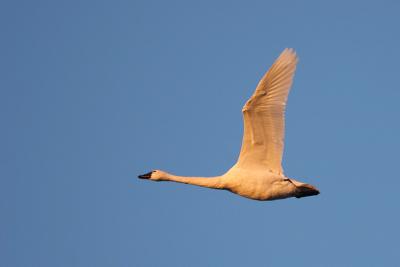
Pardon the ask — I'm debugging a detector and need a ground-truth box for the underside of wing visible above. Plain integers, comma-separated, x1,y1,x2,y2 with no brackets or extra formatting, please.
236,48,298,174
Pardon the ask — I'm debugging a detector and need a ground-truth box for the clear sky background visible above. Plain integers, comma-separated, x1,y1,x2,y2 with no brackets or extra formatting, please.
1,0,400,266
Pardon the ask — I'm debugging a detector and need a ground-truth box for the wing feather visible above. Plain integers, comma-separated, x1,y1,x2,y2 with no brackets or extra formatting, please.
236,48,298,174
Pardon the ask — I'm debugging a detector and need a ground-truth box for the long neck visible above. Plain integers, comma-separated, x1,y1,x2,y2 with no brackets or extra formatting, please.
162,173,226,190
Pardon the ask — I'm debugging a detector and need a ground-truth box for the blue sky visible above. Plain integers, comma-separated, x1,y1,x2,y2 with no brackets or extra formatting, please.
1,0,400,266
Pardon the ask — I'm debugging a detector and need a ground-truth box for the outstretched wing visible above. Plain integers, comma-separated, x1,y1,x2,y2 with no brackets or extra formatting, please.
236,48,298,174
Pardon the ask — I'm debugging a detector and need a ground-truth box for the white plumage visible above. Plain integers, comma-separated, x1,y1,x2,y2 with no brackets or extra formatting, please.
139,48,319,201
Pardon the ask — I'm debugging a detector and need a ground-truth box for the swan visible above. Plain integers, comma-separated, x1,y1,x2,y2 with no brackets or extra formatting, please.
138,48,319,201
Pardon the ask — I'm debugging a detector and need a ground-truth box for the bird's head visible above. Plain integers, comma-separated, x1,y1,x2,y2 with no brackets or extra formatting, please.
138,170,169,181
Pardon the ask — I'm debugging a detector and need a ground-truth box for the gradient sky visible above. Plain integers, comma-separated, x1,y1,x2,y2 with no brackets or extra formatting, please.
2,0,400,266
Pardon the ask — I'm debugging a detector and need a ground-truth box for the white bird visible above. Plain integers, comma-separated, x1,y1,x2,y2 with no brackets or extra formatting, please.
139,48,319,201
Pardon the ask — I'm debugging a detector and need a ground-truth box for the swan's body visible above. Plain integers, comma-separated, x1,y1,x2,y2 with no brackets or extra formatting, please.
139,48,319,201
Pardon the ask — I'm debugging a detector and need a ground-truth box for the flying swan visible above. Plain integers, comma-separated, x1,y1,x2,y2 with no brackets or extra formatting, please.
139,48,319,201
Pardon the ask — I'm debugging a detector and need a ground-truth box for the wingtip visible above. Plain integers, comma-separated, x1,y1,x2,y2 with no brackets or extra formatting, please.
283,47,296,54
280,48,298,63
